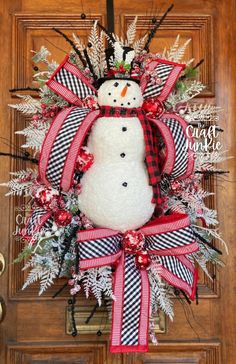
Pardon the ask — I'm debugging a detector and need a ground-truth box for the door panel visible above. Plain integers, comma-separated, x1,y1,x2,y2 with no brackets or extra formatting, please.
0,0,235,363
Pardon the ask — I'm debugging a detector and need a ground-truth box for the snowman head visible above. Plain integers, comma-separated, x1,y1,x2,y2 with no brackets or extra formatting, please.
97,79,143,108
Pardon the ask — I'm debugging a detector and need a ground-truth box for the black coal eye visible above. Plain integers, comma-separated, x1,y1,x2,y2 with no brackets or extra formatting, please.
127,83,131,87
108,92,111,95
127,102,130,105
133,97,136,100
113,99,117,102
114,82,119,87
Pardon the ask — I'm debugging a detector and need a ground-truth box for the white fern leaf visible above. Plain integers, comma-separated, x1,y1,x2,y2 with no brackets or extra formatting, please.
88,20,102,78
114,42,124,63
168,38,191,62
133,34,148,56
72,33,85,52
165,35,180,59
126,16,138,46
39,265,59,295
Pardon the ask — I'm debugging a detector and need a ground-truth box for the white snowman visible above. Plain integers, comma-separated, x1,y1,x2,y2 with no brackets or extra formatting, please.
78,78,155,232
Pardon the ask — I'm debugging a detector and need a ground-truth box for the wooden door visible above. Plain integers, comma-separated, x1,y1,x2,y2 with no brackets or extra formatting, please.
0,0,235,363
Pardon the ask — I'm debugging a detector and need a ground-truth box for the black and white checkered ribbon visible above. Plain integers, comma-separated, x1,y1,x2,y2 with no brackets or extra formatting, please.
141,59,185,102
23,208,52,240
46,55,97,106
39,107,100,191
148,112,195,180
77,213,198,353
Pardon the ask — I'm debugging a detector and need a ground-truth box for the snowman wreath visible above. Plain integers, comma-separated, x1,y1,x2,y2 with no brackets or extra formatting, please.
2,11,228,353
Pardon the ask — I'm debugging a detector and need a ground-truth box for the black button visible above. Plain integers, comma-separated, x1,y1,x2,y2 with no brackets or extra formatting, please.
122,127,127,132
120,153,126,158
122,182,128,187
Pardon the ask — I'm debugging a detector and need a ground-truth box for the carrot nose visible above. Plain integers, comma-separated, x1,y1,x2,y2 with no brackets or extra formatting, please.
121,85,128,97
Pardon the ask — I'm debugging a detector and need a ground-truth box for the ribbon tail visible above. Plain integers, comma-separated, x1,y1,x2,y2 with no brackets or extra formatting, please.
110,253,150,353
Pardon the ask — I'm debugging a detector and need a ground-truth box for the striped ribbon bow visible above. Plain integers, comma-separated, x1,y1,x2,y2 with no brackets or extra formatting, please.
77,213,198,353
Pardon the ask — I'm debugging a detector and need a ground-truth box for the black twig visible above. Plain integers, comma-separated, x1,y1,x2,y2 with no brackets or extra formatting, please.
52,28,86,67
97,22,115,43
9,87,40,92
57,226,79,278
70,295,78,336
52,282,68,298
85,302,100,324
180,289,192,304
75,243,80,275
195,170,229,176
193,59,204,70
193,231,222,255
144,4,174,51
179,59,204,81
0,152,38,164
196,286,199,305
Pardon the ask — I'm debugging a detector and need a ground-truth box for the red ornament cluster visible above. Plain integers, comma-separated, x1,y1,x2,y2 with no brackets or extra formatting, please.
54,209,72,227
142,98,164,118
135,250,151,270
32,104,59,125
76,146,94,172
123,230,145,253
34,186,60,211
122,230,151,270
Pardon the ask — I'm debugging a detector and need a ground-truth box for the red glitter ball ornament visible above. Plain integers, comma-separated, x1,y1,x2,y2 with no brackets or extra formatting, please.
54,209,72,227
142,98,164,118
123,230,145,253
170,180,182,194
135,250,151,270
76,146,94,172
34,187,59,210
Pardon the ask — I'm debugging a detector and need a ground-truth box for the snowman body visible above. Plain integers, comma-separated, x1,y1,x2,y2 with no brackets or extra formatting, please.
78,79,155,232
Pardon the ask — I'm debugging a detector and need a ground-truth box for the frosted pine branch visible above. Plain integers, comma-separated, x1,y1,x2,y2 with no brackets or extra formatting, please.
1,169,37,196
16,121,50,152
186,104,222,124
83,266,114,305
149,260,174,320
8,95,41,115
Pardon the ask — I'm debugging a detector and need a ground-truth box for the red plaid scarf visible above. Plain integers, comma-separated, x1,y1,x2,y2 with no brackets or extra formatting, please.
99,106,161,204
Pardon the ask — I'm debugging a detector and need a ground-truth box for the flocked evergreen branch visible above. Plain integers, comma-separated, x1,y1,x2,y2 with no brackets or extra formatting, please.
192,225,228,254
168,80,206,106
39,86,69,108
149,260,174,320
32,46,51,63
